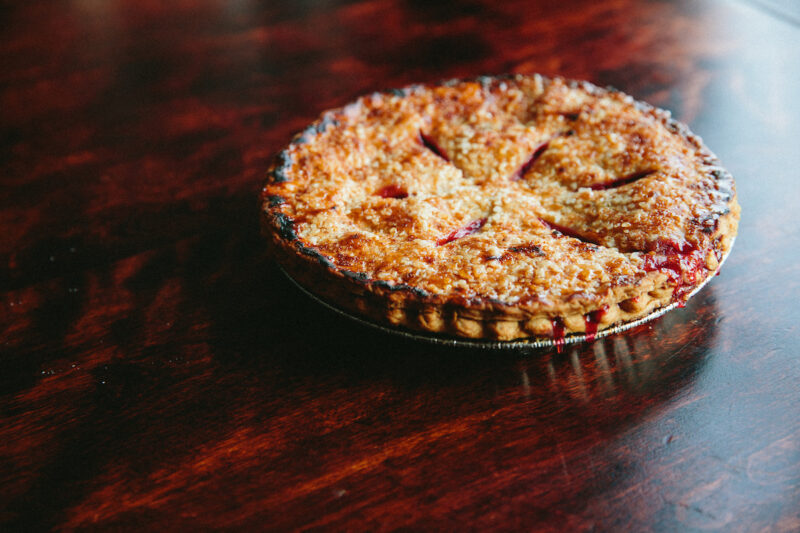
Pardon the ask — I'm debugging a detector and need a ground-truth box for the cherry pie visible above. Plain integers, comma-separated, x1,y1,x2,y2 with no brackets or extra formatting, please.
261,75,739,342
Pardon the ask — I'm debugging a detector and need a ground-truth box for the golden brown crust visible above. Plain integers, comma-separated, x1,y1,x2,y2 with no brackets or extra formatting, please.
261,75,739,341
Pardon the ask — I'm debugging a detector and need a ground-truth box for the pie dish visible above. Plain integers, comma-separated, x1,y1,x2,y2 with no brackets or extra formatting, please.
261,74,739,343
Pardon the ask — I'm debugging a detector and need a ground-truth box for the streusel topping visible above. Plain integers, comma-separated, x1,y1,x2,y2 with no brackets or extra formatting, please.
263,75,735,312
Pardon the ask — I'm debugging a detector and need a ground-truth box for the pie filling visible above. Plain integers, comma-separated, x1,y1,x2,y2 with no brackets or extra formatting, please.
262,75,739,341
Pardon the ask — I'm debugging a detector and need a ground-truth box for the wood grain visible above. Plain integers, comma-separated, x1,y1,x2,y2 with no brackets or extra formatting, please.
2,0,799,530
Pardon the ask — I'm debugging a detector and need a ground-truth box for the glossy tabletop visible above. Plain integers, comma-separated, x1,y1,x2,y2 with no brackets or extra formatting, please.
2,0,800,530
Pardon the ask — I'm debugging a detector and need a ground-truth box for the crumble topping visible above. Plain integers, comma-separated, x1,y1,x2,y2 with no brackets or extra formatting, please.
263,75,737,318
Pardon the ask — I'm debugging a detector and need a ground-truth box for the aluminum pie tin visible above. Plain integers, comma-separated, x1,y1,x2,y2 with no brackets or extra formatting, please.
280,238,733,350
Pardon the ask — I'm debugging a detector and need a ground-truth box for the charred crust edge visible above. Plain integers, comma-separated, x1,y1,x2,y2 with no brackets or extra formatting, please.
267,195,285,207
386,87,409,97
341,269,369,282
270,150,292,183
291,114,340,145
373,280,429,298
298,244,335,268
710,168,735,199
273,212,297,241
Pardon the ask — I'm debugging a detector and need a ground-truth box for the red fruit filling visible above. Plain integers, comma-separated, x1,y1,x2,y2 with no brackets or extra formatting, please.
584,305,609,343
590,169,655,190
511,141,549,180
642,239,708,302
436,217,487,246
419,131,450,161
551,317,566,353
375,184,408,199
538,218,599,246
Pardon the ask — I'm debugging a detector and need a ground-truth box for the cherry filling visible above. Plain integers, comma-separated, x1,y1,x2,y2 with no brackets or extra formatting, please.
584,305,609,342
538,217,599,246
551,317,566,353
419,131,450,161
375,184,408,199
642,239,708,302
436,217,487,246
590,169,655,191
511,141,549,181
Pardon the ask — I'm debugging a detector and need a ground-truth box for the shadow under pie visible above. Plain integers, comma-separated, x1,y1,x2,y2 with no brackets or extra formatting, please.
271,271,719,412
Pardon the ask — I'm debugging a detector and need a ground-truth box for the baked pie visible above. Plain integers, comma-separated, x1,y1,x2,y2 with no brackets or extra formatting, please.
261,75,739,343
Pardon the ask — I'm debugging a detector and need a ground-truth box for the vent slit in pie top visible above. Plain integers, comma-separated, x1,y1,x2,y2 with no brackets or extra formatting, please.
261,75,739,342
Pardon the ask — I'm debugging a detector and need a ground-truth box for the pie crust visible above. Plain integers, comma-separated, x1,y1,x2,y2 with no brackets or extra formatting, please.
261,75,739,342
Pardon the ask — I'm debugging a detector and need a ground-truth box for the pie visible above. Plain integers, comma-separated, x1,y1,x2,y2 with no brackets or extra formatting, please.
261,74,739,343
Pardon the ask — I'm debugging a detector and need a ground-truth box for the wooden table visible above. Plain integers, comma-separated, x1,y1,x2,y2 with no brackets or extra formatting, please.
2,0,799,530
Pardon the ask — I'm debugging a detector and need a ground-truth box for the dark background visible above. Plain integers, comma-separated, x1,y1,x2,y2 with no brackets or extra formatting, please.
2,0,799,530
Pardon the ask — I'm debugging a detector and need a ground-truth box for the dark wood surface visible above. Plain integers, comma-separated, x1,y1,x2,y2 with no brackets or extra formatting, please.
2,0,799,530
